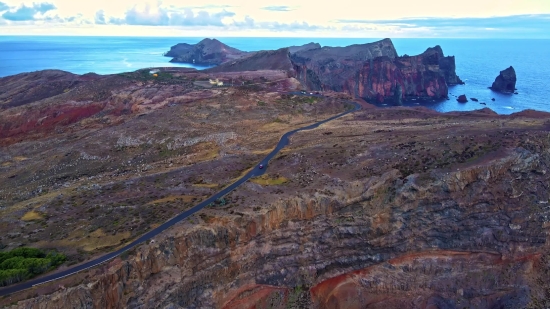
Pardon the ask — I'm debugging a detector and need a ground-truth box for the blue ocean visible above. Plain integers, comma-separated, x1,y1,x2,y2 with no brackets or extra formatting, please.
0,36,549,115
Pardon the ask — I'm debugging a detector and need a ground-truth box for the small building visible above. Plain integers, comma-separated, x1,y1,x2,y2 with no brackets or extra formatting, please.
209,78,224,86
149,69,160,75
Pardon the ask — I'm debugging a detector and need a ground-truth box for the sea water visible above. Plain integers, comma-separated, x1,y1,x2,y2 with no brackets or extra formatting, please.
0,36,549,114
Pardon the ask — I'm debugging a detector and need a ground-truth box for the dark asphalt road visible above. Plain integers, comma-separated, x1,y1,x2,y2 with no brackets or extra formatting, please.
0,97,360,297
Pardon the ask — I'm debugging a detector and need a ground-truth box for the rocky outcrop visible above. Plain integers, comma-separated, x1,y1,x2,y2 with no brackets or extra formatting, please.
356,47,451,103
438,53,464,85
291,41,461,103
166,38,249,66
491,66,517,93
457,94,468,103
290,38,398,92
288,42,321,54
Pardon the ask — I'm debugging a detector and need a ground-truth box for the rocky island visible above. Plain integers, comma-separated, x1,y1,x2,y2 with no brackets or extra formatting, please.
490,66,517,93
0,39,549,309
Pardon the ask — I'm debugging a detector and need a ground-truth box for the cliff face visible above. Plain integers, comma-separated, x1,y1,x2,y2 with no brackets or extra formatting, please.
8,108,550,309
293,44,462,104
290,38,398,92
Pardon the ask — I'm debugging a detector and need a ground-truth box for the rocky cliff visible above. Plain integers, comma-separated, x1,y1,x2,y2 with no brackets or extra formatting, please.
290,38,398,93
491,66,517,93
293,44,463,104
6,107,550,309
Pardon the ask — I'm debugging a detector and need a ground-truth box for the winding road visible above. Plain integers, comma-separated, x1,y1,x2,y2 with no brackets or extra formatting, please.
0,96,361,297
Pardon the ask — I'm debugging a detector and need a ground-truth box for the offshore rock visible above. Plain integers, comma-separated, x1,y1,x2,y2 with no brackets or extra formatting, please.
457,94,468,103
490,66,517,93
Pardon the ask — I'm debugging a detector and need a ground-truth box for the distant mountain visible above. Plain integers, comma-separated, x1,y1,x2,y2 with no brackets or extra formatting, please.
165,39,322,66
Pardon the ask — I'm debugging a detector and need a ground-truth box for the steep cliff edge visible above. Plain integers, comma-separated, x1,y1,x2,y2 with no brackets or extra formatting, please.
290,38,398,92
6,108,550,309
293,44,463,104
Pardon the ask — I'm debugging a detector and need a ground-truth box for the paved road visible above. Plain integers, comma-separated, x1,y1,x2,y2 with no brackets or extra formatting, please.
0,97,360,297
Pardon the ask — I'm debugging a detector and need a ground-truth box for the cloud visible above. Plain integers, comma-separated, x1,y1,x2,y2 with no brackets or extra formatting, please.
231,16,331,32
0,2,9,12
115,3,235,26
169,9,234,26
95,10,106,24
336,14,550,29
262,6,295,12
124,3,169,25
2,2,56,21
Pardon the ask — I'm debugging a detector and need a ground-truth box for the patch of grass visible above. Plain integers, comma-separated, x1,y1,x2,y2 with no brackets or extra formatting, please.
251,174,288,186
21,211,44,221
43,228,131,252
192,183,219,188
147,195,198,205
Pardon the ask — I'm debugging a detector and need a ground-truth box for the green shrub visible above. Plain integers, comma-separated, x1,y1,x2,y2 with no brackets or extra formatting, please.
0,247,66,287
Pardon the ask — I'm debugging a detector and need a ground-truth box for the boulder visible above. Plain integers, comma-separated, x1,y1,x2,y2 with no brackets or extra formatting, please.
470,98,478,102
457,95,468,103
490,66,516,93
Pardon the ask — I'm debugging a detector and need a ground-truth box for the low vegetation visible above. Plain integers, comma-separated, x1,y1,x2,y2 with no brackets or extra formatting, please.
0,247,66,287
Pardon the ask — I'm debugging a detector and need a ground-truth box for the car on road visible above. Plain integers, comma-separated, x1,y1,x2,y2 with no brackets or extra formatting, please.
259,164,264,169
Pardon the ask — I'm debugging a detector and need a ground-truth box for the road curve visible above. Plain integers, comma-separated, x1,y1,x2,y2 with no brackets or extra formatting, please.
0,97,361,297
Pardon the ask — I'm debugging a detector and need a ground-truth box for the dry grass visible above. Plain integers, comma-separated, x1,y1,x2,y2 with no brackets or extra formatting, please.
192,183,219,188
21,210,44,221
251,174,288,186
148,195,198,205
45,228,132,252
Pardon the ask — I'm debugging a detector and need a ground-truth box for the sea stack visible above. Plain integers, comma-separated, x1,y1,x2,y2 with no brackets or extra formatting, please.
490,66,516,93
457,94,468,103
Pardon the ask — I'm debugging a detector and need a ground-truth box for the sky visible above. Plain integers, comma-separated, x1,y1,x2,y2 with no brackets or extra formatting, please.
0,0,549,38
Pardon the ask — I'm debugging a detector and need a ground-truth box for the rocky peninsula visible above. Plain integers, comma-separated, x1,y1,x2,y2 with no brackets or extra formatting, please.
170,38,463,105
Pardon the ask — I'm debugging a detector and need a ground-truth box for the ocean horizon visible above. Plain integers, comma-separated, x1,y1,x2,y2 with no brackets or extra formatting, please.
1,36,549,115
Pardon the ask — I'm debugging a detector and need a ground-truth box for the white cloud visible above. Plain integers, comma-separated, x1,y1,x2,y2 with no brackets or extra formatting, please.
1,0,550,37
